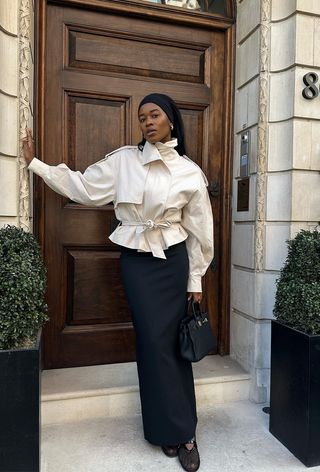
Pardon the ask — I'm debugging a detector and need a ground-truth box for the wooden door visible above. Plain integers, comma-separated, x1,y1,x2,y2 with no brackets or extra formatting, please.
37,1,233,368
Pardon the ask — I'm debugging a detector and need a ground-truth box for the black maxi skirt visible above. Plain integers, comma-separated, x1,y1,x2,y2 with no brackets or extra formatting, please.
120,241,198,446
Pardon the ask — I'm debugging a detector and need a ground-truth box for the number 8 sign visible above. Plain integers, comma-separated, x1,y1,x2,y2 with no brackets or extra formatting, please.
302,72,319,100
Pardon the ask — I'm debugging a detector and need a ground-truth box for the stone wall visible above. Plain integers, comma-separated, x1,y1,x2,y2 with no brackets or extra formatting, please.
231,0,320,402
0,0,34,230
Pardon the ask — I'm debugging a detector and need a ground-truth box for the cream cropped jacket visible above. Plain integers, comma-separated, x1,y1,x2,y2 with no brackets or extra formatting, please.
28,138,214,292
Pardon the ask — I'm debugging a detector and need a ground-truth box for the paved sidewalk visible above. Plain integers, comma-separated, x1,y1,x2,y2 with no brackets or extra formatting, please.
41,400,319,472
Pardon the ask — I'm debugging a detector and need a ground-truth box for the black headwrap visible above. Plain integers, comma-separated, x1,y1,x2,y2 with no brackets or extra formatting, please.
138,93,186,156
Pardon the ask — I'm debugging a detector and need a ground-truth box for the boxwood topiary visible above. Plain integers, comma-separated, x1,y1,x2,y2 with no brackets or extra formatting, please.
0,225,48,350
273,229,320,335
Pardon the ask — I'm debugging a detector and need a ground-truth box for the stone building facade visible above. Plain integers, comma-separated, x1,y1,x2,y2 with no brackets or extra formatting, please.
231,0,320,402
0,0,319,402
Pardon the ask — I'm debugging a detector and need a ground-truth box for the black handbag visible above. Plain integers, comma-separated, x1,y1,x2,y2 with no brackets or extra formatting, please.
179,300,217,362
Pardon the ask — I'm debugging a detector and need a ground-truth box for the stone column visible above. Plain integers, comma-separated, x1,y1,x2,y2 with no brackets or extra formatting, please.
18,0,34,231
0,0,34,230
231,0,273,403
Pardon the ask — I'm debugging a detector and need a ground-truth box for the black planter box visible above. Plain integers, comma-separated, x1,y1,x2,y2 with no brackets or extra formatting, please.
270,320,320,467
0,330,42,472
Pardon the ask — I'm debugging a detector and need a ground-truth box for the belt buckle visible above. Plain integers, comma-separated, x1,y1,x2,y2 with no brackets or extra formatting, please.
145,219,155,230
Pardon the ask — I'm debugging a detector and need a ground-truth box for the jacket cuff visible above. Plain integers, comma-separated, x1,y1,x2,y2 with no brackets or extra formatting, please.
28,157,49,175
187,275,202,293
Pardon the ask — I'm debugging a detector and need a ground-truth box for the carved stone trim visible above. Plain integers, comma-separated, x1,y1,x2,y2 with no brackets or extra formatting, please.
18,0,32,231
254,0,271,271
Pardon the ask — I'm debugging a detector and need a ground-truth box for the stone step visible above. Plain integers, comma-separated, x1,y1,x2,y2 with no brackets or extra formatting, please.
41,355,250,426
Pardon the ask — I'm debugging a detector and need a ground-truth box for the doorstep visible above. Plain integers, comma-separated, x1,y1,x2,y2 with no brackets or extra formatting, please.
41,355,250,426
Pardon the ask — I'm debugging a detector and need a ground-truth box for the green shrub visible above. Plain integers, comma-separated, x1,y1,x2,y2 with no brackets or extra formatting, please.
273,229,320,335
0,225,48,350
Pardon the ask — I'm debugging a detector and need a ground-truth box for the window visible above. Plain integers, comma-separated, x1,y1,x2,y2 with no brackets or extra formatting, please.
143,0,227,15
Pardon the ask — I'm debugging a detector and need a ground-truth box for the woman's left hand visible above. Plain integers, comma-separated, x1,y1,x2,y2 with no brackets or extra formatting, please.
187,292,202,303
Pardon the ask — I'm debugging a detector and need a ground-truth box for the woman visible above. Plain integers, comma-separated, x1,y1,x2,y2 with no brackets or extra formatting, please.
23,93,214,472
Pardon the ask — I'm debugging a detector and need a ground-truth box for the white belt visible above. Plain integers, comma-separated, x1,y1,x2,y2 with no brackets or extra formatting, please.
120,219,174,234
119,219,177,259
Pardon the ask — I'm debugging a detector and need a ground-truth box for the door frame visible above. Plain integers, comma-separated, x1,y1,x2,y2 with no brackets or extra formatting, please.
34,0,236,357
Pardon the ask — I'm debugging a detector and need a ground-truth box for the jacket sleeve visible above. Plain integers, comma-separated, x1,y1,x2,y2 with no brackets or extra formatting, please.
28,155,115,206
181,175,214,292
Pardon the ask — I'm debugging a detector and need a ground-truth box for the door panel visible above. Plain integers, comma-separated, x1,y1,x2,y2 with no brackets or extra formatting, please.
67,93,131,169
66,249,130,323
41,3,226,368
68,28,205,83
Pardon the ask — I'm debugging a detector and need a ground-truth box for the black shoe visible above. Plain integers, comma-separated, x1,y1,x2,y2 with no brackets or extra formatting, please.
178,439,200,471
161,445,180,457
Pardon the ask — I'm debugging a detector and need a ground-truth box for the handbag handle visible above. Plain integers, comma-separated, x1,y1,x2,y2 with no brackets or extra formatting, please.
187,300,210,329
188,300,202,319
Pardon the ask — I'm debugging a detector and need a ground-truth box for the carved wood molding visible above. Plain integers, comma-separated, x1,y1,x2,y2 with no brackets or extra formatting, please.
255,0,271,271
48,0,234,29
18,0,32,231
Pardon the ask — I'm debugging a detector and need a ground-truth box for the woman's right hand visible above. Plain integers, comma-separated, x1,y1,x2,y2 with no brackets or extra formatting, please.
22,128,35,166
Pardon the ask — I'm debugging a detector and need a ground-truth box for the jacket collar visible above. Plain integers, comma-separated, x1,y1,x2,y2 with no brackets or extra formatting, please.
141,139,178,166
141,140,162,165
